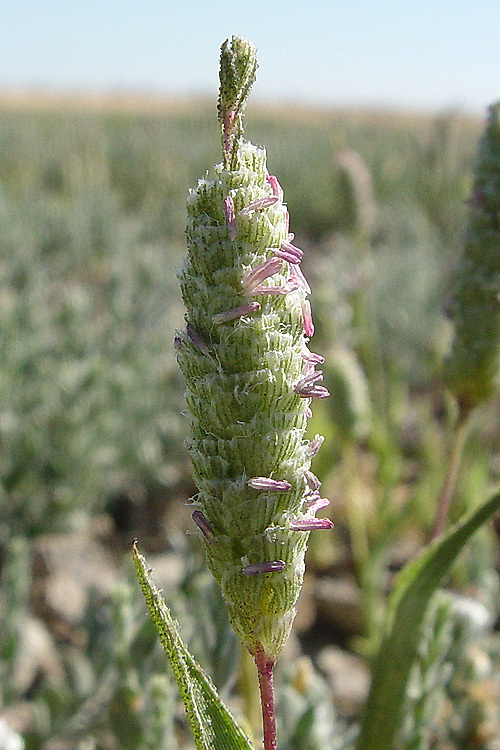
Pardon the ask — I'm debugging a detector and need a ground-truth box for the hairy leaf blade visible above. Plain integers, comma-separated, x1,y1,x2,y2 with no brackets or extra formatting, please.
133,544,256,750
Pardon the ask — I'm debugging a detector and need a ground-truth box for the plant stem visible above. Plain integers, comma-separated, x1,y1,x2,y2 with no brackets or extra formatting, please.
254,649,277,750
430,412,471,540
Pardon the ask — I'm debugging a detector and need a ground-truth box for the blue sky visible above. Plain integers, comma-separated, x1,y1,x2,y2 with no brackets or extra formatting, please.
2,0,499,112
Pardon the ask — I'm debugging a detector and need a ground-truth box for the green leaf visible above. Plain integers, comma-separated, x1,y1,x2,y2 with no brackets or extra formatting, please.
356,490,500,750
133,544,256,750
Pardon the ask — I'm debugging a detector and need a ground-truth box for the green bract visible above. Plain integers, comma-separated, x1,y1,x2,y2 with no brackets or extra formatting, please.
445,103,500,415
175,37,331,662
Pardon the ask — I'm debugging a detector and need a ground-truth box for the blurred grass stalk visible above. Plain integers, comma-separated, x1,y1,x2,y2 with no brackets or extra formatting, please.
432,102,500,539
336,147,403,651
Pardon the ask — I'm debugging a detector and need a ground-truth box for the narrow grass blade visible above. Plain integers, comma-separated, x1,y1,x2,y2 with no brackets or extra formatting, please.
133,544,256,750
356,490,500,750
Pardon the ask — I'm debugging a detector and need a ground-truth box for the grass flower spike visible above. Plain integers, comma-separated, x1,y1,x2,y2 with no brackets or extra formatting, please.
175,35,331,719
445,103,500,416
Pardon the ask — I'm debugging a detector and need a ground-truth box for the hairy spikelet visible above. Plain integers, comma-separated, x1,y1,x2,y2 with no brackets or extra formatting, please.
445,103,500,415
175,37,331,662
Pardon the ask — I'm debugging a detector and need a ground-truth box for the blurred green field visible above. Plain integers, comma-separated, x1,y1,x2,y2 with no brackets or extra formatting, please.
0,96,483,533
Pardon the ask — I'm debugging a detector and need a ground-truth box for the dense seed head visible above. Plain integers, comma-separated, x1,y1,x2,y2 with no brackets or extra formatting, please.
175,37,330,661
445,103,500,416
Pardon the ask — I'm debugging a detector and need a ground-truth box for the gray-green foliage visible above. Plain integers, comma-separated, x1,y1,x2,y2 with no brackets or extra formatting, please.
356,490,500,750
0,537,241,749
323,347,371,443
400,590,499,750
0,96,480,535
0,171,186,534
399,593,457,750
0,537,31,705
275,657,340,750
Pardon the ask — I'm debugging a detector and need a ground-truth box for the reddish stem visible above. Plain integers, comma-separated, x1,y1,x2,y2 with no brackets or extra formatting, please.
430,412,470,541
254,649,277,750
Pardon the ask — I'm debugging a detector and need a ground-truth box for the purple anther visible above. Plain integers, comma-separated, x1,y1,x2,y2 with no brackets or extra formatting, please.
309,434,324,457
302,384,330,399
302,300,314,337
273,239,303,265
266,174,284,202
223,196,237,240
290,517,334,531
247,477,291,492
284,276,302,292
173,334,182,350
250,276,301,296
290,264,311,294
293,370,326,397
304,470,322,491
243,560,286,576
301,348,325,365
305,406,313,418
293,365,323,393
242,257,283,293
281,239,303,262
305,495,330,513
304,489,320,503
186,323,210,354
302,362,316,379
239,195,279,215
273,248,300,265
212,301,261,323
192,510,214,540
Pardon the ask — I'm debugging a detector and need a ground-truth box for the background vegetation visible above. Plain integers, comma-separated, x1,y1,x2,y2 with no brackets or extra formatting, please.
2,97,500,750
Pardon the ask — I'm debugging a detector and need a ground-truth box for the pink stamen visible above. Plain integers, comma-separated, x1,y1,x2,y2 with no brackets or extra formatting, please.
273,238,303,265
273,247,301,265
302,300,314,337
239,195,279,215
290,517,334,531
294,370,328,398
212,301,260,323
309,434,324,457
242,258,283,293
249,276,301,296
243,560,286,576
304,470,322,491
187,324,210,354
248,477,291,492
192,510,214,540
290,264,311,294
280,239,303,262
302,348,325,365
302,362,316,379
305,406,313,418
223,196,237,240
300,384,330,399
266,174,284,202
305,495,330,513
